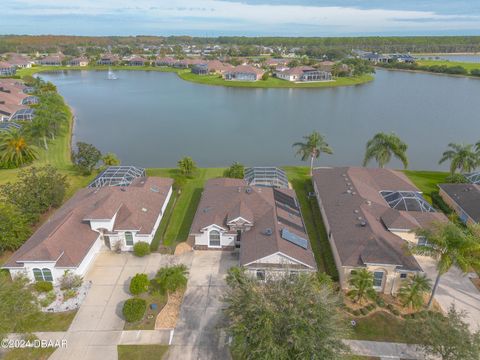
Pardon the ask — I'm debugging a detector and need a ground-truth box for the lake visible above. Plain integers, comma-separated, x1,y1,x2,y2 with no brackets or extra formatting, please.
417,54,480,63
40,69,480,170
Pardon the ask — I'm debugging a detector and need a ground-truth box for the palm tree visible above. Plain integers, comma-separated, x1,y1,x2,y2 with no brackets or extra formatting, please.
0,129,38,168
363,132,408,168
439,143,479,174
347,269,376,304
177,156,197,177
412,222,480,308
293,131,333,176
398,274,432,310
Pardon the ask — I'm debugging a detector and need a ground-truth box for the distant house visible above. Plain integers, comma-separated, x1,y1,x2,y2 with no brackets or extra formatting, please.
156,57,176,67
0,62,16,76
312,167,447,294
190,60,233,75
38,55,63,66
316,61,336,73
276,66,331,82
392,54,416,63
191,63,209,75
265,58,289,68
128,57,147,66
5,53,32,68
97,54,119,66
189,178,317,280
69,57,89,67
438,183,480,225
224,65,264,81
359,52,392,64
2,177,173,284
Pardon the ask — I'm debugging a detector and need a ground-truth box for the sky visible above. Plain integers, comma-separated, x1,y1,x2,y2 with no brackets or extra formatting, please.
1,0,480,36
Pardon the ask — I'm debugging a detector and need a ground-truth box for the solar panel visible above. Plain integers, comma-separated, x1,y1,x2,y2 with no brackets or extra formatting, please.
275,201,301,217
278,216,305,233
273,189,298,210
281,228,308,249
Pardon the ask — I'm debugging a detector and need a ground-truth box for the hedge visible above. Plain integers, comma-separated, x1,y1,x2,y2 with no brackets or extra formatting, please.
34,281,53,293
123,298,147,323
129,273,150,295
133,241,151,257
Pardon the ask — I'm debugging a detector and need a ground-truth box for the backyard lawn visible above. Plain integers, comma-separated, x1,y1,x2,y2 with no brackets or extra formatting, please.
403,170,449,203
118,345,169,360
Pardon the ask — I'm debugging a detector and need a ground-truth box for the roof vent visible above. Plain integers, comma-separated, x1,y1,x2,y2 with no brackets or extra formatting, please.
354,209,359,214
360,221,367,227
142,207,148,212
366,200,372,206
264,228,273,236
246,187,253,194
150,186,160,193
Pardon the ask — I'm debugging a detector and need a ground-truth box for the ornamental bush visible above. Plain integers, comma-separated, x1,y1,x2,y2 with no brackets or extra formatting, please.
60,271,83,290
34,281,53,293
122,298,146,323
129,273,150,295
133,241,151,257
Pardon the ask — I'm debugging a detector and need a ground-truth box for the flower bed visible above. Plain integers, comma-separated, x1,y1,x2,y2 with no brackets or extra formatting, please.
39,280,92,313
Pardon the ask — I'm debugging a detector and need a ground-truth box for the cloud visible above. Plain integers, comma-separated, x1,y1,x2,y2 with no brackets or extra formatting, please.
1,0,480,35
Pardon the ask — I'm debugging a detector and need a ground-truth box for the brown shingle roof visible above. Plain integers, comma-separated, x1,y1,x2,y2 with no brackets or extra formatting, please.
439,183,480,222
312,167,447,271
190,178,316,269
4,177,173,268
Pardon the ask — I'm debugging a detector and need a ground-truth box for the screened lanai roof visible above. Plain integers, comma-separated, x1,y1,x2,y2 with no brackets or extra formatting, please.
244,167,289,189
10,108,35,121
465,172,480,185
380,190,436,212
88,166,146,188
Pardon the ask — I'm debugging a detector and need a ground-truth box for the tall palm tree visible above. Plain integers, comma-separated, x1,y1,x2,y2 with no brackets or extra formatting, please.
347,269,376,304
0,129,38,168
363,132,408,168
293,131,333,176
412,222,480,308
439,143,479,174
398,274,432,310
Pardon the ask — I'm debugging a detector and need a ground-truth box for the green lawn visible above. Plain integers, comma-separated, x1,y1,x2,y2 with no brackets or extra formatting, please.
21,310,77,332
118,345,169,360
179,71,374,88
403,170,449,203
284,166,338,279
2,347,55,360
417,59,480,72
349,311,408,343
147,168,226,247
123,291,168,330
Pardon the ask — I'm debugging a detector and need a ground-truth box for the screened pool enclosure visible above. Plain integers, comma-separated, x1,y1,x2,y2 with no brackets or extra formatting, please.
88,166,146,188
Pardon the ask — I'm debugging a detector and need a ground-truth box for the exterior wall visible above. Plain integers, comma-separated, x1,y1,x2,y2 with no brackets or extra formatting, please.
391,230,419,244
90,213,117,232
71,238,103,277
193,225,236,249
439,188,475,225
9,262,63,284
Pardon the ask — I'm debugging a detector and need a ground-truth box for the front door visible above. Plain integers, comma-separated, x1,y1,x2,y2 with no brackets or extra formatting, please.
104,235,111,249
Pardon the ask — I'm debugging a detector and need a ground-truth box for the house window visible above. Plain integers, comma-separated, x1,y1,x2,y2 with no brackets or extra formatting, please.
32,268,53,282
125,232,134,246
209,230,221,247
400,273,408,279
417,236,429,246
373,271,384,289
256,270,266,281
289,270,298,280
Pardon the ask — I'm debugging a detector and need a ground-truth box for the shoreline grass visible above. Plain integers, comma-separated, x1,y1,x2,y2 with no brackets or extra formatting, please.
416,59,480,72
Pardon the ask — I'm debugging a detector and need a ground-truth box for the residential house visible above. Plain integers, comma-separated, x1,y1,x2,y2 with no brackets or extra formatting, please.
191,63,209,75
276,66,332,82
4,53,33,68
128,57,148,66
2,177,173,284
0,61,16,76
0,79,36,122
38,55,64,66
97,54,120,66
189,178,317,280
438,183,480,225
69,57,89,67
265,58,289,68
224,65,264,81
312,167,447,294
156,57,176,67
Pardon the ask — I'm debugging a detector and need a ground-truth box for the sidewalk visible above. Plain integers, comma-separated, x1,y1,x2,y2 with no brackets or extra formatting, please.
345,340,425,359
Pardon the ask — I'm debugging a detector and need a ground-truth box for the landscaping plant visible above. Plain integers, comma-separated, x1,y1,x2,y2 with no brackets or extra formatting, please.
129,273,150,295
152,264,188,295
133,241,151,257
123,298,147,323
60,271,83,290
34,281,53,293
293,131,333,176
398,274,432,310
347,269,376,304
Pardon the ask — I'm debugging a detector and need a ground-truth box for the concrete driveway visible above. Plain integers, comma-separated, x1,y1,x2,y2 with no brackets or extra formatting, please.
49,250,193,360
166,251,238,360
415,255,480,332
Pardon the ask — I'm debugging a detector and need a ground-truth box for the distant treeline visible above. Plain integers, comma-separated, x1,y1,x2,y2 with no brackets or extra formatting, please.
1,35,480,54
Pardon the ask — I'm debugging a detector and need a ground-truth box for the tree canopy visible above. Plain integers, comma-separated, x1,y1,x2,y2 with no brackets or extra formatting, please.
0,129,38,169
177,156,197,177
363,132,408,168
439,143,479,174
72,142,102,175
224,267,350,360
224,161,245,179
293,131,333,176
0,203,31,253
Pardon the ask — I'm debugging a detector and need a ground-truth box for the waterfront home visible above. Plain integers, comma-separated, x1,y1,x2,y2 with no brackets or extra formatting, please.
265,58,289,68
97,54,120,66
0,79,37,121
276,66,332,82
174,58,206,69
128,56,148,66
189,178,317,280
391,54,416,63
38,55,64,66
0,61,16,76
191,63,209,75
312,167,447,294
2,177,173,284
156,56,176,66
438,183,480,225
69,57,89,67
316,61,336,73
0,121,21,132
244,167,289,189
224,65,264,81
4,53,32,68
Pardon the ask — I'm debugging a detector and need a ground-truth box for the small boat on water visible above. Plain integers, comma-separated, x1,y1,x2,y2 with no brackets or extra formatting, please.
107,68,118,80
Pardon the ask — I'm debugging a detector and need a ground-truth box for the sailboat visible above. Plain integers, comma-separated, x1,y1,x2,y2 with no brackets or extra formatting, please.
107,67,118,80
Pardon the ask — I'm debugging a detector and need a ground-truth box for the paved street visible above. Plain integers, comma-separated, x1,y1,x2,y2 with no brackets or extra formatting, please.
415,255,480,332
48,250,193,360
165,251,238,360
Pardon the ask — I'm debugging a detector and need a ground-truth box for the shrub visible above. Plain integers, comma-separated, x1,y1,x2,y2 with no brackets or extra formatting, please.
471,69,480,77
133,241,151,257
152,264,188,295
39,291,56,307
63,289,77,301
445,173,468,184
130,273,150,295
359,307,369,316
123,298,146,322
34,281,53,293
375,297,386,307
391,308,401,316
60,271,83,290
386,303,395,312
431,191,453,215
352,309,361,316
366,303,376,311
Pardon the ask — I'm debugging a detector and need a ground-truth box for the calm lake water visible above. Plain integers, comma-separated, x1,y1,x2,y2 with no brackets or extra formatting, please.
40,69,480,170
417,54,480,63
